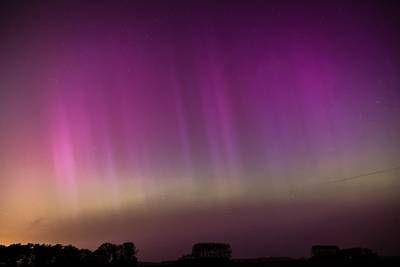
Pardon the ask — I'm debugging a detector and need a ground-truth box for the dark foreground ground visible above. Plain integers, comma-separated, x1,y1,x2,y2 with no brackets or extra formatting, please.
1,257,400,267
139,257,400,267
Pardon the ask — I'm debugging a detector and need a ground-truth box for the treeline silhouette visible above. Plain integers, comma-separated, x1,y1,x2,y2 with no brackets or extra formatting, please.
0,242,137,267
1,242,399,267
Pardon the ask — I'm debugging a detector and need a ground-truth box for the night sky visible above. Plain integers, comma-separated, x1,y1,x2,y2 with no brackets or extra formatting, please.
1,0,400,261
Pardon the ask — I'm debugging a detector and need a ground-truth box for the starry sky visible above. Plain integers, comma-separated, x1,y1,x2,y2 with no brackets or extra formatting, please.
1,0,400,261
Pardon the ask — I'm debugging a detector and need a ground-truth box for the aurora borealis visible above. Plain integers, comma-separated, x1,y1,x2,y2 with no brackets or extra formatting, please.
1,0,400,261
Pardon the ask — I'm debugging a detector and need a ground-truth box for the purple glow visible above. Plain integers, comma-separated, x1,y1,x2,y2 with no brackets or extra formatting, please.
0,0,400,261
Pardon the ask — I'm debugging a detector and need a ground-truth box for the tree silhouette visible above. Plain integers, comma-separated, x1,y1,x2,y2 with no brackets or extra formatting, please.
94,243,118,265
117,242,138,265
191,243,232,259
0,242,137,267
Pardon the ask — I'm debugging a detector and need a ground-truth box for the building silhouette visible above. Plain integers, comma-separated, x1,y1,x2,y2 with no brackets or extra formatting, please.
311,245,340,258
